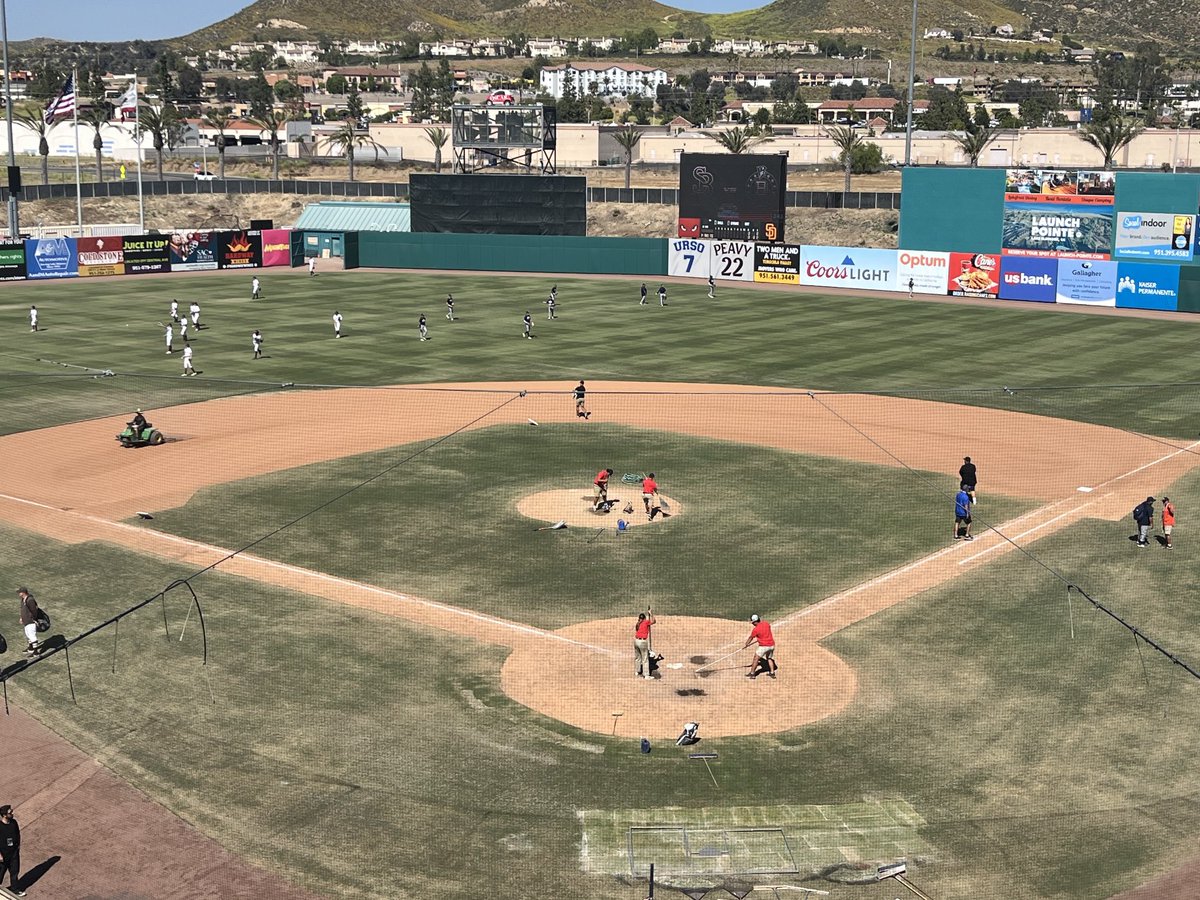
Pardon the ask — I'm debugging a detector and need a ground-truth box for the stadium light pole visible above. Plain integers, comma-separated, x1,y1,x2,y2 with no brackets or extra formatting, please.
903,0,918,166
0,0,19,237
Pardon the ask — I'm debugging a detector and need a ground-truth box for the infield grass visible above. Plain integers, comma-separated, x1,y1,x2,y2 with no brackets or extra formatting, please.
3,268,1200,436
142,424,1033,627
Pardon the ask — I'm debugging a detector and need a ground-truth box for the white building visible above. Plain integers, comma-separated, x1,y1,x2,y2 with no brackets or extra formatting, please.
657,38,693,54
420,40,473,57
527,38,571,58
539,62,669,99
713,39,767,56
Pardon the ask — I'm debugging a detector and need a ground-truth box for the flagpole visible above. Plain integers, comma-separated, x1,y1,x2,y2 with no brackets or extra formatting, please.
134,72,144,232
72,65,82,233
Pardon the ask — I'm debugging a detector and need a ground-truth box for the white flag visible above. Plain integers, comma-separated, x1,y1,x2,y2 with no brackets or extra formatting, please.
118,79,138,112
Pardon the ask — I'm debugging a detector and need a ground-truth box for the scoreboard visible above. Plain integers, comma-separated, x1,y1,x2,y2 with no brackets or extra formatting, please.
678,153,787,242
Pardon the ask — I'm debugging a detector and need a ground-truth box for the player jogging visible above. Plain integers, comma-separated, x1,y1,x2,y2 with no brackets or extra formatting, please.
546,293,557,319
332,310,343,338
251,329,263,359
418,314,428,341
523,311,533,339
707,274,715,299
657,284,667,306
744,614,777,679
573,380,590,419
446,294,455,320
640,283,648,305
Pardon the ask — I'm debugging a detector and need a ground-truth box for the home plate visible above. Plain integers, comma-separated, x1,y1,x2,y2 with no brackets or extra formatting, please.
1077,486,1094,493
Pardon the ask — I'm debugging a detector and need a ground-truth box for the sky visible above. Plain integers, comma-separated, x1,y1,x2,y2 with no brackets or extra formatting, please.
7,0,758,42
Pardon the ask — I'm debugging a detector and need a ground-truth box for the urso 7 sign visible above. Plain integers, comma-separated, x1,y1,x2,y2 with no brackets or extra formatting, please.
668,238,711,277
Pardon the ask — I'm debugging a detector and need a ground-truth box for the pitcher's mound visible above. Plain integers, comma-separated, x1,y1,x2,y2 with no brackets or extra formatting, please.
518,487,681,528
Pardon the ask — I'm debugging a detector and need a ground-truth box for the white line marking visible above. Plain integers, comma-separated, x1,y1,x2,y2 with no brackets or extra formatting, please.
1077,486,1093,493
957,496,1102,565
0,492,617,657
1093,437,1200,490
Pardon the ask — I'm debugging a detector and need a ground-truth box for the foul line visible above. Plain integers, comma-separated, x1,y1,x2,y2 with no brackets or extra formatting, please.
0,492,618,658
957,496,1104,565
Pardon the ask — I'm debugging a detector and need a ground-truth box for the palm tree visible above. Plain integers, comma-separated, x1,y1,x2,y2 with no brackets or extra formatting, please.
952,125,996,167
423,125,448,173
321,119,387,181
202,106,234,178
248,109,290,179
137,104,181,181
13,105,56,184
824,125,863,195
80,103,114,182
1077,116,1143,168
612,125,642,188
702,126,767,154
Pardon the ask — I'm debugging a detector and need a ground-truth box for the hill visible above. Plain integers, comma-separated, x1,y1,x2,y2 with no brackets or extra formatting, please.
709,0,1026,42
180,0,710,46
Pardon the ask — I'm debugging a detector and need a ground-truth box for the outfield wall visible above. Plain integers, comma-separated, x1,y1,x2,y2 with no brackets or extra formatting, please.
4,222,1200,313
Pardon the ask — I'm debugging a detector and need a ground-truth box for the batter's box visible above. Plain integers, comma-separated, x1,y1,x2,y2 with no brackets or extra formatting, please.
627,826,798,877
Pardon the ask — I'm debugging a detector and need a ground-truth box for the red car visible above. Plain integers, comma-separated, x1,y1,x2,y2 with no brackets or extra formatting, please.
486,89,516,105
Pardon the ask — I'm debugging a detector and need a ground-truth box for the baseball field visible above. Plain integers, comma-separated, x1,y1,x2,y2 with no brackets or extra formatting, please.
2,268,1200,899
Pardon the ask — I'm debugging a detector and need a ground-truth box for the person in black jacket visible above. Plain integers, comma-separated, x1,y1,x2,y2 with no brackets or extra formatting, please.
16,588,41,656
959,456,978,505
0,805,26,896
1133,496,1155,548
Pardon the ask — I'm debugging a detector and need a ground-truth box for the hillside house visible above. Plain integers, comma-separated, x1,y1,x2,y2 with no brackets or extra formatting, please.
540,61,668,98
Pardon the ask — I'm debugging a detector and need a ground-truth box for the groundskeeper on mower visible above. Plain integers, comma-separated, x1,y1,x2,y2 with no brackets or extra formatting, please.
116,419,166,448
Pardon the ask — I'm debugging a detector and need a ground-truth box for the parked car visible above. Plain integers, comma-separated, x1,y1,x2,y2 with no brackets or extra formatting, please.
485,89,516,106
194,170,216,182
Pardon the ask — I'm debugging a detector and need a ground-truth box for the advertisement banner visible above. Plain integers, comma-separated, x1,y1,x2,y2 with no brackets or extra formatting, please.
798,246,898,291
896,250,950,295
218,230,263,269
24,237,78,279
668,238,711,277
946,252,1000,297
1003,169,1115,205
1114,212,1194,261
0,240,27,281
261,229,292,268
1115,262,1181,310
998,256,1057,302
122,235,171,274
168,231,219,272
77,236,125,277
1055,258,1118,306
1001,203,1114,259
753,243,800,284
711,239,755,282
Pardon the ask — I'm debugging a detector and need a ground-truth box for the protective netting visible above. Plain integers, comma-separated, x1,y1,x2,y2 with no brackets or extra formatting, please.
3,377,1200,899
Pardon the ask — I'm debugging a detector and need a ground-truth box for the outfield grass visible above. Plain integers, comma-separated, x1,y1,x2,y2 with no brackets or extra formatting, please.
8,268,1200,899
144,424,1032,627
3,269,1200,436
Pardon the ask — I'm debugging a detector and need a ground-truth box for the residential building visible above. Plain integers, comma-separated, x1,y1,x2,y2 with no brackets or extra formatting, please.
657,38,694,54
815,97,929,124
325,67,406,91
539,62,668,99
713,39,768,56
527,38,570,58
420,41,473,57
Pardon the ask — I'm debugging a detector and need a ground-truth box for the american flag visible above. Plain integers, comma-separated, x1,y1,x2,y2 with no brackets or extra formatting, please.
43,74,76,124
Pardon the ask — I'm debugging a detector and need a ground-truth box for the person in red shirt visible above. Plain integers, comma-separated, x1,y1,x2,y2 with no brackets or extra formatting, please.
1162,496,1176,549
634,610,656,680
592,467,613,511
743,614,777,679
641,473,659,519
